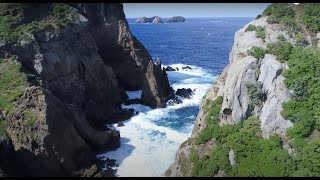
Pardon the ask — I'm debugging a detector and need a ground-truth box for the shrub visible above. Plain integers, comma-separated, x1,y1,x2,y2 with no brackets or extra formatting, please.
266,41,293,62
245,81,265,108
290,78,308,101
190,149,199,162
256,14,262,19
0,58,30,114
295,33,309,47
245,24,256,32
247,46,266,60
277,34,286,41
256,26,266,40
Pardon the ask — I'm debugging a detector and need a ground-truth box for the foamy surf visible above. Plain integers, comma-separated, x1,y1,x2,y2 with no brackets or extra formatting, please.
97,64,215,177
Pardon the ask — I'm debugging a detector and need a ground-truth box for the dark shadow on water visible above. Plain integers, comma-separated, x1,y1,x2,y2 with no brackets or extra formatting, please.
98,137,135,166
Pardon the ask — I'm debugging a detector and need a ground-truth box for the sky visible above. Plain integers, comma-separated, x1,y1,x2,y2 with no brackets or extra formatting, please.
123,3,271,18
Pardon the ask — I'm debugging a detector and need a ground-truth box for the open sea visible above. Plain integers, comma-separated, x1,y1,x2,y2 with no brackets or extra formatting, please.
97,17,254,177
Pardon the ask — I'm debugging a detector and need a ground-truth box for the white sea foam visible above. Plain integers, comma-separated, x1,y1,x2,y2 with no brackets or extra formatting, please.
97,63,215,177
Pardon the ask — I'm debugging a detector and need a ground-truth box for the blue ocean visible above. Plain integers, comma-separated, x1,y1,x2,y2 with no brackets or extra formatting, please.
97,17,254,176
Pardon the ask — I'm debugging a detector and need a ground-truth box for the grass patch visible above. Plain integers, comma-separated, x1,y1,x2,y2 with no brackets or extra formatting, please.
0,58,30,114
0,3,79,43
23,109,37,126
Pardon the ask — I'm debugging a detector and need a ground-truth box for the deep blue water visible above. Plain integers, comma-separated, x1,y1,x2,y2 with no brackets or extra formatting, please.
127,17,254,76
98,17,254,177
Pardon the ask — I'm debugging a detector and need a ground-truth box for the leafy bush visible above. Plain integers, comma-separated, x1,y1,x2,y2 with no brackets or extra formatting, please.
295,33,309,47
256,26,266,40
245,81,265,108
247,46,266,60
266,41,293,62
245,24,256,32
290,78,308,101
256,14,262,19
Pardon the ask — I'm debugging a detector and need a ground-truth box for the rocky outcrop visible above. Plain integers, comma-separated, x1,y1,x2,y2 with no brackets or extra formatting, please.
165,66,176,71
0,3,172,177
166,16,293,177
152,16,163,24
168,16,186,22
135,16,163,24
176,88,194,99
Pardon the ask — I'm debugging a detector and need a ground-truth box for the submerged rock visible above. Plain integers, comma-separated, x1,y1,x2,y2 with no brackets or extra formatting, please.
117,122,124,127
182,66,192,70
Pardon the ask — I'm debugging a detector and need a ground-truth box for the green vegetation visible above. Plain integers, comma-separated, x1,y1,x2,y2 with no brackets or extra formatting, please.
245,81,265,109
256,26,266,40
191,4,320,177
190,149,199,162
244,25,265,40
245,24,256,32
247,46,266,60
277,34,286,42
23,109,37,126
262,3,320,41
195,96,223,145
256,14,262,19
266,41,293,63
0,3,79,43
300,3,320,33
0,58,30,114
0,57,30,137
192,115,292,177
263,3,297,31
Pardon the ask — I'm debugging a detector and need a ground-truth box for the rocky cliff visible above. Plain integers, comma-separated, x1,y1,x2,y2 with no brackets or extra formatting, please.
0,3,172,176
166,3,320,176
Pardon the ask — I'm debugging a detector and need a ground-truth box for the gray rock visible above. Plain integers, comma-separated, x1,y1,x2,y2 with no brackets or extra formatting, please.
165,66,176,71
168,16,186,23
228,149,236,166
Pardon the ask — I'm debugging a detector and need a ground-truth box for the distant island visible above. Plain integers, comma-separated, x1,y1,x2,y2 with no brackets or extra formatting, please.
168,16,186,22
135,16,163,24
135,16,186,24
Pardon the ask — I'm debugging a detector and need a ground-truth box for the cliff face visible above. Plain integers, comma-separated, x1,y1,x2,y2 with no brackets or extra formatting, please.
0,3,172,176
166,16,294,177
